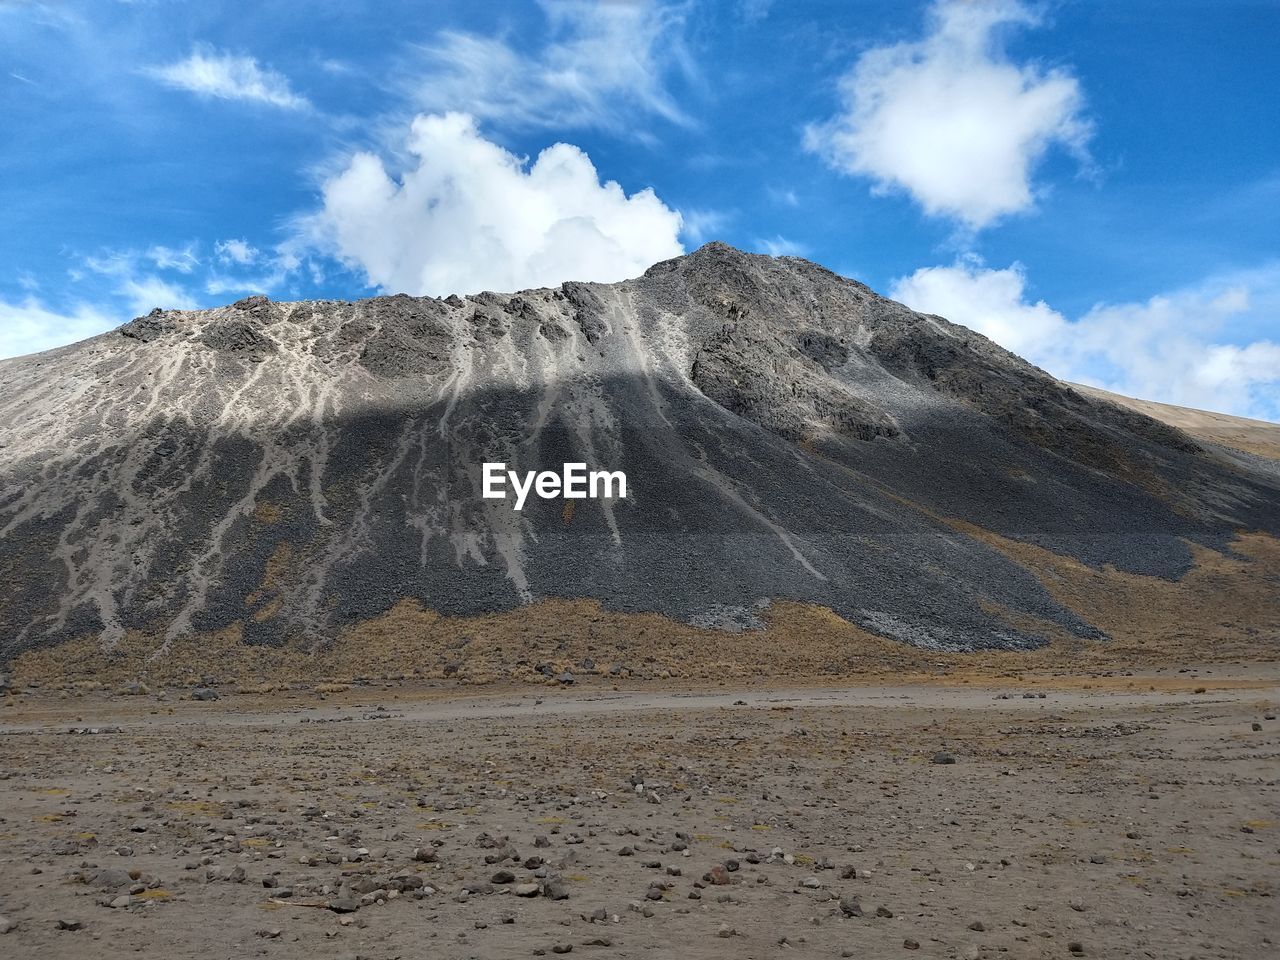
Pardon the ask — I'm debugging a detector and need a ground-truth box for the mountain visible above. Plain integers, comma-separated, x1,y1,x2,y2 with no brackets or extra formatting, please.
1,243,1277,674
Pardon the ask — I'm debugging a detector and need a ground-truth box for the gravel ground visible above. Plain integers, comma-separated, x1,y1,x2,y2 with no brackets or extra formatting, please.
1,675,1277,959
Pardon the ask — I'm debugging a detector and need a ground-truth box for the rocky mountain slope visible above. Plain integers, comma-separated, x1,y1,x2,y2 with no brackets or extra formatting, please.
1,243,1277,663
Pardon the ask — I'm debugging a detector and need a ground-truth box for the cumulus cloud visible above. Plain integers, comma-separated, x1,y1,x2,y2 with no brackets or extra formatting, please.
0,297,117,360
891,259,1280,421
150,45,308,109
302,112,684,296
806,0,1090,229
409,0,691,133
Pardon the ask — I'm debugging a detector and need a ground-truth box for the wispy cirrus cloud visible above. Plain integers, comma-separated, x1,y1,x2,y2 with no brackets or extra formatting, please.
145,243,199,273
405,0,694,134
83,248,198,315
214,238,260,267
149,45,309,109
756,235,807,258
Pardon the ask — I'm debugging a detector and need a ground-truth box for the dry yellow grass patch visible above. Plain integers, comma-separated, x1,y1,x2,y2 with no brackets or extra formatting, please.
9,528,1278,689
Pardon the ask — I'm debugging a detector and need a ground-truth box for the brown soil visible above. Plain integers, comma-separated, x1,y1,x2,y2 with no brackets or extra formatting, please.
1,681,1276,959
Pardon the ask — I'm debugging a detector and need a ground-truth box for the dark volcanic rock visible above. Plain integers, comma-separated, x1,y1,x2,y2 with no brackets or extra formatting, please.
120,308,176,343
0,243,1277,660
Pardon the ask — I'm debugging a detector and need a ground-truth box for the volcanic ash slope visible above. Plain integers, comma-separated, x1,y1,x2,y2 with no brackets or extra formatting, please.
1,243,1277,661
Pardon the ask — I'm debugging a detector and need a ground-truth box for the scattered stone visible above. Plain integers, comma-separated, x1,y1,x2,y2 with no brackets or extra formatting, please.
91,867,132,890
839,898,863,918
542,877,570,901
903,939,920,950
931,751,957,765
707,866,731,885
717,923,736,938
326,898,359,913
514,883,540,897
191,687,220,701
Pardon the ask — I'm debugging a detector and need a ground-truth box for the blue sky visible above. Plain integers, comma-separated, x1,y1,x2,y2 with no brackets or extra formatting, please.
2,0,1278,418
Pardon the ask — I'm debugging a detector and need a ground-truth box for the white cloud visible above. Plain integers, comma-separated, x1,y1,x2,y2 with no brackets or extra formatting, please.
806,0,1090,229
84,250,198,315
409,0,691,133
206,239,279,297
890,256,1066,359
0,297,117,360
146,243,198,273
768,186,800,207
214,238,259,266
680,208,729,245
891,259,1280,421
150,45,308,109
757,236,808,258
117,275,196,316
302,111,684,296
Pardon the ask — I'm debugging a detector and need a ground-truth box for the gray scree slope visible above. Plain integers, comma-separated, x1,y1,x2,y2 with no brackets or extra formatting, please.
1,243,1277,659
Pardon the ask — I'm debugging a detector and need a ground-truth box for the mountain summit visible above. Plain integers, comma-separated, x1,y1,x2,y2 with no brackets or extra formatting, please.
1,243,1276,664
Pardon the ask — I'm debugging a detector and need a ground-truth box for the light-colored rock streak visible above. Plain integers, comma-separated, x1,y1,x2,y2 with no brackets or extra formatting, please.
684,435,828,582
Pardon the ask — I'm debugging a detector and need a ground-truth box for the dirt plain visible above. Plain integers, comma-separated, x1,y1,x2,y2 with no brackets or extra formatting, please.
1,668,1277,960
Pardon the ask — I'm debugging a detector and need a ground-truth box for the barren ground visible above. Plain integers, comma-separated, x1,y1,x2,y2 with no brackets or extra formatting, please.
1,670,1277,960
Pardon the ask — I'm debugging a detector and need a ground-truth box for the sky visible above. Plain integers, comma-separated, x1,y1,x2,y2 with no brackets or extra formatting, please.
2,0,1278,420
